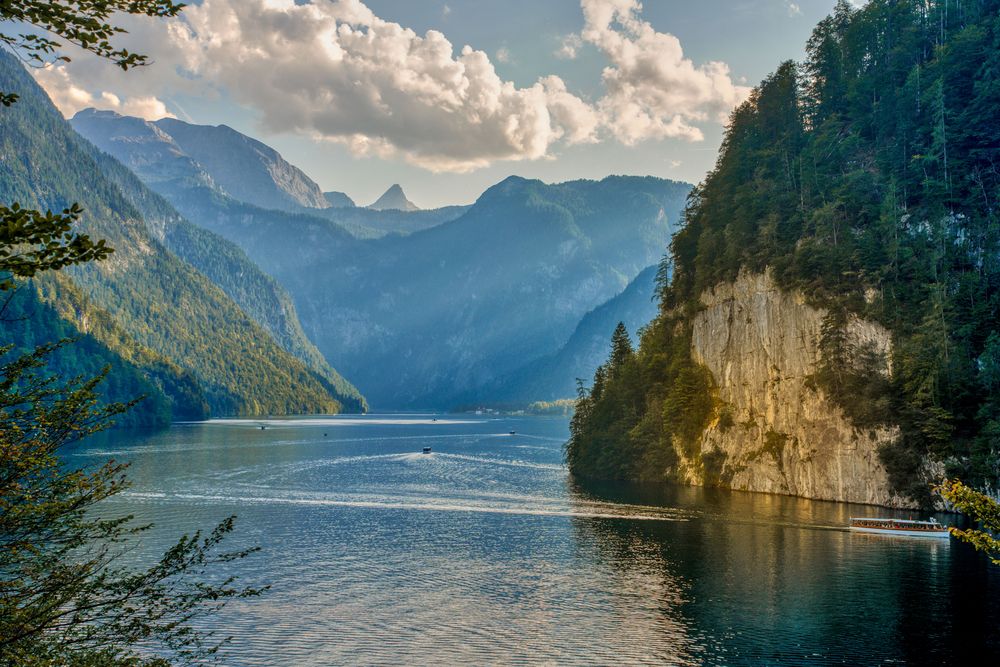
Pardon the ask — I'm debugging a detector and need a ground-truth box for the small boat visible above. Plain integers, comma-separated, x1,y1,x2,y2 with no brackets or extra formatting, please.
509,431,516,436
422,446,432,454
849,517,950,538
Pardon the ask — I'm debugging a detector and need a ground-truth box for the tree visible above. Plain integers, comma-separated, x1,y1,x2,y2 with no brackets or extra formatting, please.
0,0,184,104
0,203,111,290
608,322,633,377
936,479,1000,564
1,2,265,664
0,343,264,664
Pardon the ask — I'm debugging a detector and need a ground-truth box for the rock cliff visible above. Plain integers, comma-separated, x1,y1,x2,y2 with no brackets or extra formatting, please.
683,271,910,507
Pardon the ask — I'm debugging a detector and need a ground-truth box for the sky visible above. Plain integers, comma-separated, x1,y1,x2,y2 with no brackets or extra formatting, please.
33,0,849,208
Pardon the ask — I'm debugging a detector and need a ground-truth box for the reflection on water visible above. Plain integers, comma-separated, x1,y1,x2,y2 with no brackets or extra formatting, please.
71,415,999,665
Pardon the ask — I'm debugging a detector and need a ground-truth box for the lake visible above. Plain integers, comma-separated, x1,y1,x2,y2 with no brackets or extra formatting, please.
70,414,1000,665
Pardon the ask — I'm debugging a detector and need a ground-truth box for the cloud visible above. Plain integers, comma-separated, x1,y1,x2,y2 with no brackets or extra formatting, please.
556,33,583,60
580,0,750,144
33,64,174,120
33,0,748,171
785,2,802,17
495,46,511,63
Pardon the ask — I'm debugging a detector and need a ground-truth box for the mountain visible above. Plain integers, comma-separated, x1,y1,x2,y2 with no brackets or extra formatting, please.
324,191,356,208
280,175,690,408
0,279,203,427
69,105,691,409
0,51,363,418
154,117,331,211
566,0,1000,507
481,264,660,405
368,184,419,211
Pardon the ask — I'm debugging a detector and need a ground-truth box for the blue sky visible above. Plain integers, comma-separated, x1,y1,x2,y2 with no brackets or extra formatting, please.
36,1,846,208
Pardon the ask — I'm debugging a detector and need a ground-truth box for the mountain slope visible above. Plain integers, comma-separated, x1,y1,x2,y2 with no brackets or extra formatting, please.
156,116,331,211
0,52,356,417
368,184,419,211
484,264,660,405
324,191,356,208
90,151,366,412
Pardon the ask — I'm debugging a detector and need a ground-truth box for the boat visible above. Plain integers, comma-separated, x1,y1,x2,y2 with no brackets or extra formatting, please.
509,430,516,435
422,446,432,454
849,517,950,538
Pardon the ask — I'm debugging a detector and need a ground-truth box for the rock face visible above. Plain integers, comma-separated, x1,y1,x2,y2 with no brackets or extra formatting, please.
685,271,908,506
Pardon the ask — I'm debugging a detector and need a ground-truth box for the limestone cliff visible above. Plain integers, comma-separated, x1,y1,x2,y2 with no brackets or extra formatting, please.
681,271,910,507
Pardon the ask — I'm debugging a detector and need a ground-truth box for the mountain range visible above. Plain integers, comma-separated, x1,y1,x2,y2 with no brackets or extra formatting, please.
0,57,695,415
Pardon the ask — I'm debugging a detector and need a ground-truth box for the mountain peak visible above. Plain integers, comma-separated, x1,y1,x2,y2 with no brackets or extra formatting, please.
368,184,419,211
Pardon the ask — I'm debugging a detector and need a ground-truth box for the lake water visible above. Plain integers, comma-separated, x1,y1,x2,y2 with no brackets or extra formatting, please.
71,414,1000,665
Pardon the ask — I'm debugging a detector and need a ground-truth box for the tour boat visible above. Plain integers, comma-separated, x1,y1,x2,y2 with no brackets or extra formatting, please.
849,517,950,538
422,446,432,454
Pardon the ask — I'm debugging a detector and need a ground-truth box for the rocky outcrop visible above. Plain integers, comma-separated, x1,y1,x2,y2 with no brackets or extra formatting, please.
683,271,910,507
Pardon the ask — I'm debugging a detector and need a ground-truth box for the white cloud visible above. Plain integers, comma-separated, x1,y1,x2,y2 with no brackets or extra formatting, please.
580,0,750,144
785,2,802,17
556,33,583,60
495,46,511,63
33,64,174,120
33,0,749,171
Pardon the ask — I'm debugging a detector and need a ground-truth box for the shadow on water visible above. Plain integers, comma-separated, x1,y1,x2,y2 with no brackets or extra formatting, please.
568,478,1000,666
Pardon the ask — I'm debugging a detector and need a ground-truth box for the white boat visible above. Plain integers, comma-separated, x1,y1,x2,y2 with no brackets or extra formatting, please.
849,517,950,538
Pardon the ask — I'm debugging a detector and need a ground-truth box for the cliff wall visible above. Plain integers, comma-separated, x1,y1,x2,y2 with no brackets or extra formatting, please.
683,271,910,507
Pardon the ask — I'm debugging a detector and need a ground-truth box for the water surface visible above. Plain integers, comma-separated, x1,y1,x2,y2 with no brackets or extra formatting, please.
72,415,1000,665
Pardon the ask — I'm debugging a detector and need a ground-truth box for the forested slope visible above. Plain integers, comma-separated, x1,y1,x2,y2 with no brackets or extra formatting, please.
568,0,1000,504
0,51,359,418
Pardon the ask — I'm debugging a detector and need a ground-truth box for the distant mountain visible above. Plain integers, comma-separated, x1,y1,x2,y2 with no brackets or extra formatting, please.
0,52,364,417
73,111,461,240
72,109,333,213
311,205,469,238
324,191,356,208
481,264,660,405
368,184,419,211
155,117,331,211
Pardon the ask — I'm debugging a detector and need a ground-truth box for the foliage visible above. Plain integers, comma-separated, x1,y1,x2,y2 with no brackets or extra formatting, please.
936,479,1000,564
0,342,262,665
526,399,576,416
0,1,183,81
567,317,716,481
0,280,190,427
568,0,1000,501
